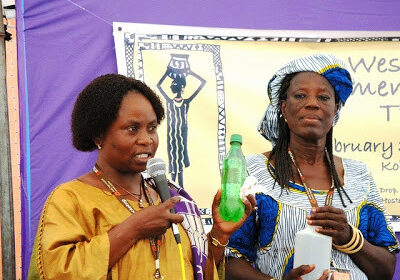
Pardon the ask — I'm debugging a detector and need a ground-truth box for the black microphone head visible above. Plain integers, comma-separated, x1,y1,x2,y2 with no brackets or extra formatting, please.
146,157,167,178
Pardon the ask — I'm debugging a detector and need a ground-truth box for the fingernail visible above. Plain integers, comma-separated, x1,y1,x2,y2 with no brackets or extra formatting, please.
306,214,311,219
312,207,316,212
307,220,312,225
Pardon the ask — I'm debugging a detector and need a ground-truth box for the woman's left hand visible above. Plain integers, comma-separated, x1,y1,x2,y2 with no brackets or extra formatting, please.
210,189,257,243
307,206,352,245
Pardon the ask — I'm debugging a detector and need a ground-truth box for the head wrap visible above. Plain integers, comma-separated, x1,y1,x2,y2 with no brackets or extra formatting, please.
258,53,353,146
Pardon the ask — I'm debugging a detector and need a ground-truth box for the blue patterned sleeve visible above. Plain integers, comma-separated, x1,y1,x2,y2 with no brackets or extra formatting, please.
226,207,258,262
358,169,399,253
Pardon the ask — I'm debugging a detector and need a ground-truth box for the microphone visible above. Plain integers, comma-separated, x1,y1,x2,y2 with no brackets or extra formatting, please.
146,158,181,244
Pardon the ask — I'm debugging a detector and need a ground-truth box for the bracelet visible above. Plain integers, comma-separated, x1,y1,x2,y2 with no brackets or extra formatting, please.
333,223,364,254
344,231,364,254
209,231,229,247
343,228,360,251
333,223,357,249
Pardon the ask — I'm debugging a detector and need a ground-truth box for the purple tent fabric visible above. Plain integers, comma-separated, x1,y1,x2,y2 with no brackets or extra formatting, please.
15,0,400,278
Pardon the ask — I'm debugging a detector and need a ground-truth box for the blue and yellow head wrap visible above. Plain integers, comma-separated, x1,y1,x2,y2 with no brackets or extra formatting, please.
258,53,353,146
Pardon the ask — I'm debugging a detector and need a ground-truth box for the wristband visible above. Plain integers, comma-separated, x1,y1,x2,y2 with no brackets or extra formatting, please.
209,232,229,247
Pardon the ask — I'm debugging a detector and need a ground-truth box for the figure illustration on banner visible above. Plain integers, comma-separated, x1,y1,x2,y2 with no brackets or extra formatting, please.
157,54,206,188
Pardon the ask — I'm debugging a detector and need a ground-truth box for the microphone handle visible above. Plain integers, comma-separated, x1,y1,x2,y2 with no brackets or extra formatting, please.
152,174,180,243
153,175,171,201
171,224,181,243
152,175,176,214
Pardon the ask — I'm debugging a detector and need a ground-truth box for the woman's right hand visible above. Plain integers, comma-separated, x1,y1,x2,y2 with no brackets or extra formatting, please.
132,196,184,239
283,265,331,280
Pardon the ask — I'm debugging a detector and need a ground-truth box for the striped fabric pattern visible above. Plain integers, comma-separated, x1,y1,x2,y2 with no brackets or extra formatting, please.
227,154,399,280
166,101,190,173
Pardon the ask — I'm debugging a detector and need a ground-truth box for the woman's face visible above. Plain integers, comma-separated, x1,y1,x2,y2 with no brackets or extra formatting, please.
280,72,338,142
98,91,159,173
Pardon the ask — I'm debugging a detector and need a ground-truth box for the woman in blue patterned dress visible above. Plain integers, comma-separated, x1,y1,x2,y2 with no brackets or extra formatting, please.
226,54,399,280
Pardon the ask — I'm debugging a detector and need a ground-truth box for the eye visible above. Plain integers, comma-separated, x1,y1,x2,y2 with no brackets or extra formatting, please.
293,93,306,99
148,123,158,132
318,95,331,101
128,126,138,132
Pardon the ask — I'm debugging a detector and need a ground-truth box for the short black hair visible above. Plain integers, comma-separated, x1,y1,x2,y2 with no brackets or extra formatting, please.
71,74,165,151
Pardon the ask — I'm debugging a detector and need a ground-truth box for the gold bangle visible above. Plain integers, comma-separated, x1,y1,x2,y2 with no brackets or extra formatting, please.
334,224,365,254
342,230,365,254
209,232,229,247
342,227,360,251
333,223,357,249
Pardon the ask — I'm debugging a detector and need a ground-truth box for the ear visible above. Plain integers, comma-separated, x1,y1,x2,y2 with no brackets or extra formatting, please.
334,103,339,115
280,100,287,120
93,136,103,148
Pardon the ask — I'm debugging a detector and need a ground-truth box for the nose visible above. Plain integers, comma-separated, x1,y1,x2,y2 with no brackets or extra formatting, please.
305,95,320,109
136,130,153,145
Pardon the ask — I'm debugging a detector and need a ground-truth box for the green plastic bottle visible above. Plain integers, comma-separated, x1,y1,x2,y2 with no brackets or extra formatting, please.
219,134,246,222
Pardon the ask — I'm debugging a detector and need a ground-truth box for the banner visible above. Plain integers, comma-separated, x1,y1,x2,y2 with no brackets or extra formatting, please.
113,23,400,225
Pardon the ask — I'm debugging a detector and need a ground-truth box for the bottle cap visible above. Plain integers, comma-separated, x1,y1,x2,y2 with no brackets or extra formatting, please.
230,134,242,144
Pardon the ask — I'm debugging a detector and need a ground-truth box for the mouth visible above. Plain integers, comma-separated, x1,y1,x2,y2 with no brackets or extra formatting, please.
134,153,152,161
302,115,320,121
300,115,322,125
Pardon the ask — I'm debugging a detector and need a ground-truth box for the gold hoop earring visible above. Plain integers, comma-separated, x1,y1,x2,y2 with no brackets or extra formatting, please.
284,118,288,123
